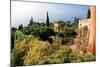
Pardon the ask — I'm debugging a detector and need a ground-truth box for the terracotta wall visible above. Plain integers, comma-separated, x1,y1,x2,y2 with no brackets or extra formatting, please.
87,5,96,55
78,6,96,55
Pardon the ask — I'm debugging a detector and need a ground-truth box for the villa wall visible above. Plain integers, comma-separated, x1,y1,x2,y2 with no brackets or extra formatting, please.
79,5,96,55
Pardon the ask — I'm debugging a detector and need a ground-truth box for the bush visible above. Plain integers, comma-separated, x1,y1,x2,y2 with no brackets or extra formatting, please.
39,26,55,40
22,22,55,41
12,33,54,66
12,28,95,66
14,30,26,41
12,32,82,66
82,53,95,62
43,46,81,64
11,27,17,49
12,36,29,66
52,35,62,49
23,38,53,65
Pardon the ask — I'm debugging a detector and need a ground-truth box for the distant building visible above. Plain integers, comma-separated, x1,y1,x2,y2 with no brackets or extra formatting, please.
54,20,61,32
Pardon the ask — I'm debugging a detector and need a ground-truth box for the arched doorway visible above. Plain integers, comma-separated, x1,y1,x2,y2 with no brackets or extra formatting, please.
83,25,89,36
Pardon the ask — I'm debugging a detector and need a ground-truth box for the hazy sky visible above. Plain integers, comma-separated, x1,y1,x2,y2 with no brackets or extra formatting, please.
11,1,90,27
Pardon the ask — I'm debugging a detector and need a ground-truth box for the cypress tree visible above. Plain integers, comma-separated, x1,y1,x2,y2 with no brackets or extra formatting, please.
46,11,49,26
87,9,91,19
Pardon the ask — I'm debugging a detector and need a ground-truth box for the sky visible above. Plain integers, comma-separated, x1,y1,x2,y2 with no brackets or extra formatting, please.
11,1,90,27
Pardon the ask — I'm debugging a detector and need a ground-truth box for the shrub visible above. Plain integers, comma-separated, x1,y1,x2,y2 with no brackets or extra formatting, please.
82,53,95,62
12,31,87,66
14,30,26,41
39,26,55,40
52,35,62,50
23,39,53,65
11,27,17,49
12,37,29,66
42,46,81,64
12,33,37,66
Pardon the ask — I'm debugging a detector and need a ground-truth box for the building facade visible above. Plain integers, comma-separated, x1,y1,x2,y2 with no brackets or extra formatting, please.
78,6,96,55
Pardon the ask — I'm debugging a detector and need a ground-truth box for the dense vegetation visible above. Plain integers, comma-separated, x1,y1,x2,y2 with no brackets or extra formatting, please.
11,10,95,66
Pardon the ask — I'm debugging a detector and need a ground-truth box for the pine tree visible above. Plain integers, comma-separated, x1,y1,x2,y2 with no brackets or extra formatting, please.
87,9,91,19
46,11,49,26
18,24,23,30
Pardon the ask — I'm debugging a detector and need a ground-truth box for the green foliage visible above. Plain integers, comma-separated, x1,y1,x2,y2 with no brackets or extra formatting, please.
18,24,23,30
11,27,17,49
64,28,77,38
23,39,53,65
12,34,54,66
72,18,79,29
53,35,62,49
82,54,95,62
14,30,26,41
11,17,95,66
20,21,55,41
12,31,28,66
59,20,71,31
39,26,55,41
11,31,95,66
11,32,82,66
42,46,81,64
